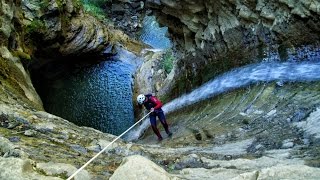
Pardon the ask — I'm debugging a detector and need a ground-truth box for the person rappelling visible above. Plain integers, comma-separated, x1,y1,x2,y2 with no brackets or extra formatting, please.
137,94,172,141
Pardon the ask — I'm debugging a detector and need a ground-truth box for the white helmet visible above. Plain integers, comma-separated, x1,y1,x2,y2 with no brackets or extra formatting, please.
137,94,146,104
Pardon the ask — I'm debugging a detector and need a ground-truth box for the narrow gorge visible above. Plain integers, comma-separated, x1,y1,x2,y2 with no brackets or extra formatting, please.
1,0,320,179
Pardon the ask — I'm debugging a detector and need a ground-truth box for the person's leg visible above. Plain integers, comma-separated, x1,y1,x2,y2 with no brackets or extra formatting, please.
158,112,172,136
150,115,162,140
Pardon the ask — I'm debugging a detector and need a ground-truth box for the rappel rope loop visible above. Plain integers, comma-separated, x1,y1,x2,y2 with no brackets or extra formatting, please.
67,111,152,180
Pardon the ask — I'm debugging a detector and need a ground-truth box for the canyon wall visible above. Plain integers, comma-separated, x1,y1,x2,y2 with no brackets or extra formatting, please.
142,0,320,100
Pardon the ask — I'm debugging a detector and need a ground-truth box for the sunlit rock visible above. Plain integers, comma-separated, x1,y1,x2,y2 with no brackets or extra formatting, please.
37,162,91,180
0,157,61,180
110,155,172,180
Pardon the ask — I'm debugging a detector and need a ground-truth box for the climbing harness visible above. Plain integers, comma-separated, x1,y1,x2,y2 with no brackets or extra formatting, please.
67,111,152,180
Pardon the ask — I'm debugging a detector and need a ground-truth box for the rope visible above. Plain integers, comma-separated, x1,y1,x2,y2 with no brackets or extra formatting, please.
67,111,152,180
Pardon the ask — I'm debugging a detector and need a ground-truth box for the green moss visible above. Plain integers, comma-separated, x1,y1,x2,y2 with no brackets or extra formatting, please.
12,51,31,61
35,168,48,177
79,0,112,21
161,50,175,74
71,0,83,11
82,0,110,7
39,0,50,9
55,172,69,179
0,57,42,110
26,20,46,36
0,127,14,137
39,0,64,10
82,3,106,20
23,19,46,51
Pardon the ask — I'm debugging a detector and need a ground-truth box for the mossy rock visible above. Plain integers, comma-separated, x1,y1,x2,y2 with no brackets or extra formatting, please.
0,57,42,110
12,51,31,61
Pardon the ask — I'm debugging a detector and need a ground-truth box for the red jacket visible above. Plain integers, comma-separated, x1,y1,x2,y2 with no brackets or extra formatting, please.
143,94,163,110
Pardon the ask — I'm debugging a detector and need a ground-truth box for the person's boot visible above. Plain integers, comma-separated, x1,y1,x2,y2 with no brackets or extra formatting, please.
164,126,172,137
163,122,172,137
152,125,163,141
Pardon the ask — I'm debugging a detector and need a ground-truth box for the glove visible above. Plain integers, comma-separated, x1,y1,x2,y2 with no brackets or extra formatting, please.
150,108,155,112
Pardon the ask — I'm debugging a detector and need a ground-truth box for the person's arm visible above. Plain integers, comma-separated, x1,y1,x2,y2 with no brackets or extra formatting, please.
150,96,163,110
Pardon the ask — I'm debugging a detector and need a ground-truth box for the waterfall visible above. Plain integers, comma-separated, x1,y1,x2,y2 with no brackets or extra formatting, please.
125,60,320,141
139,16,172,49
163,61,320,113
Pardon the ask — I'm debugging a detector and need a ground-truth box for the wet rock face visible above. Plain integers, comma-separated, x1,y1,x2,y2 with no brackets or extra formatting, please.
135,82,320,178
141,0,320,100
161,81,318,148
0,47,43,109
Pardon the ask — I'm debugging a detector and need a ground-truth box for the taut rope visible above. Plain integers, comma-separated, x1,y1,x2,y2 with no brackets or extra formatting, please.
67,111,152,180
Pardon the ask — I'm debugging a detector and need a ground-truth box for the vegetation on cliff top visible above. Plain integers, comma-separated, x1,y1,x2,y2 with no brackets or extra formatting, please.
162,49,175,74
82,0,110,21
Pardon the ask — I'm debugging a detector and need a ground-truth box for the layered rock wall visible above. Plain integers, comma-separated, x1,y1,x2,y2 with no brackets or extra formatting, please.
143,0,320,100
0,0,112,110
20,0,109,56
0,1,152,178
148,0,320,51
1,0,320,179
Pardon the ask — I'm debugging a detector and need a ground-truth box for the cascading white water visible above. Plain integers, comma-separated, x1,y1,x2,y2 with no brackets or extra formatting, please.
139,16,172,49
163,61,320,114
125,60,320,141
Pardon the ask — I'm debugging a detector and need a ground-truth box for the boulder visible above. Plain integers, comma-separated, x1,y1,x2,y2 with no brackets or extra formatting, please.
110,155,172,180
0,157,61,180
